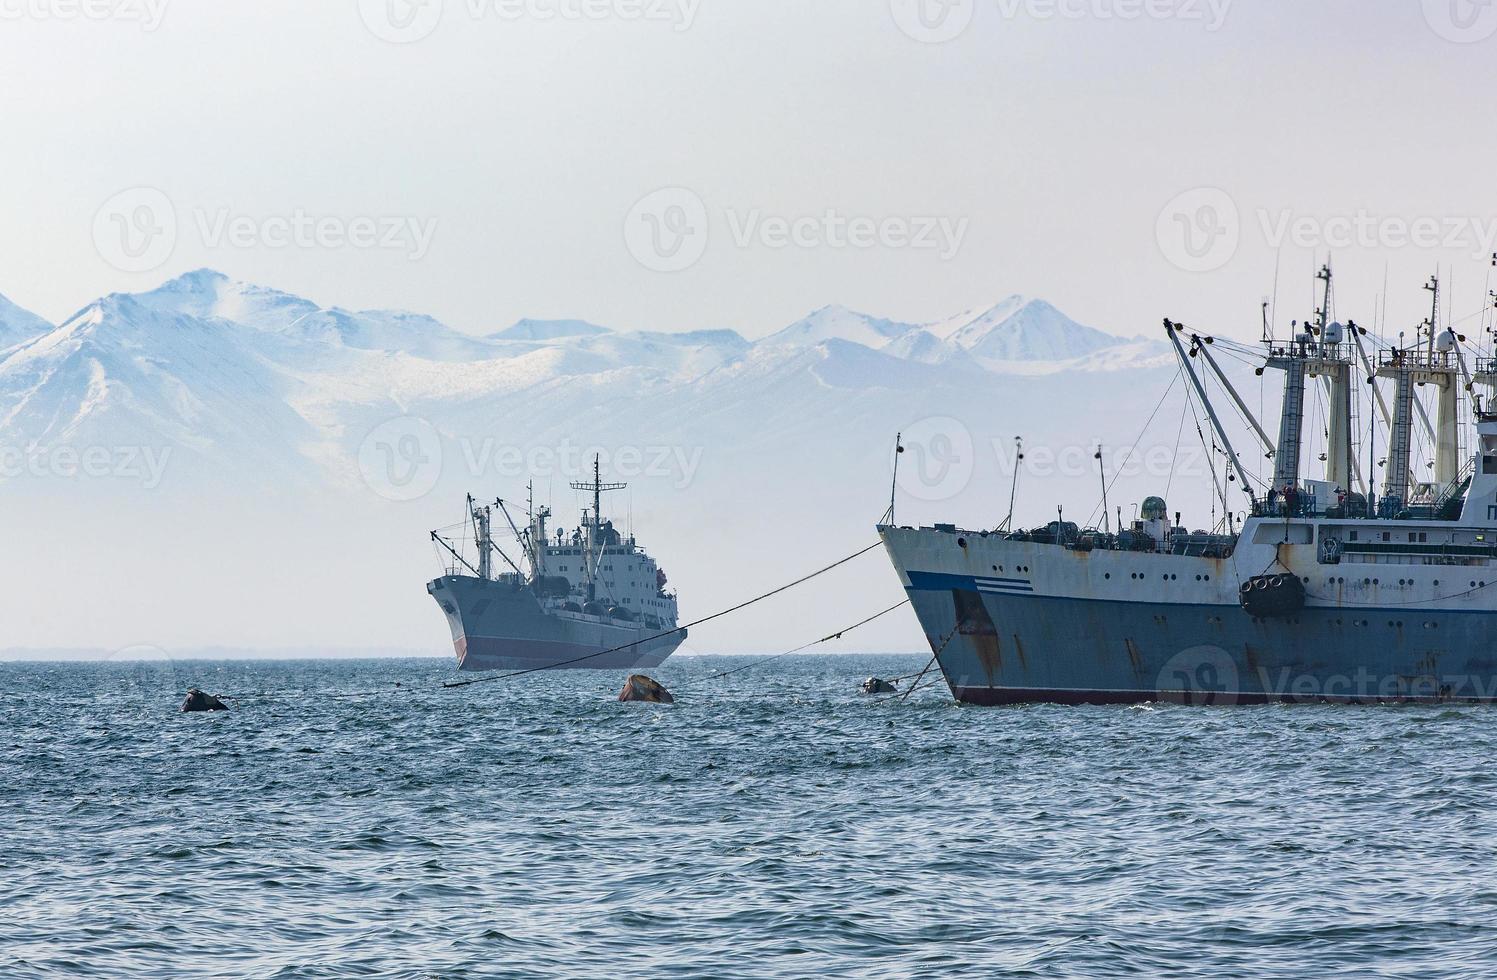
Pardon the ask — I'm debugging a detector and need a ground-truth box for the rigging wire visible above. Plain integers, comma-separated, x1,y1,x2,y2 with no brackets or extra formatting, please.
1083,366,1182,529
702,599,911,681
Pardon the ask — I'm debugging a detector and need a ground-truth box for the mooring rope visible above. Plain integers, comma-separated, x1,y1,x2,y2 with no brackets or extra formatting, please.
441,541,886,689
702,598,911,681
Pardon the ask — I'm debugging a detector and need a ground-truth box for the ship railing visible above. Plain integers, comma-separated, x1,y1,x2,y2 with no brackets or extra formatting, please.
1377,348,1458,371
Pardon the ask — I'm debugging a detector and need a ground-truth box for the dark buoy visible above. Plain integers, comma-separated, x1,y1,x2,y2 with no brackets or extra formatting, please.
861,677,897,695
181,688,228,712
619,674,674,704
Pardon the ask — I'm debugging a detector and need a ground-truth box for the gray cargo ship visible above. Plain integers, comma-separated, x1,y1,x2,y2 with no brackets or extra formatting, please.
428,459,684,671
884,269,1497,704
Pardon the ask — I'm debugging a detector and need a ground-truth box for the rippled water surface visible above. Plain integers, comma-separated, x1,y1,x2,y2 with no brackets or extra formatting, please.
4,655,1497,979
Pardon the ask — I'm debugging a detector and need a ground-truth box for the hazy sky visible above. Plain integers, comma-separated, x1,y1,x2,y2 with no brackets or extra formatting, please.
5,1,1497,343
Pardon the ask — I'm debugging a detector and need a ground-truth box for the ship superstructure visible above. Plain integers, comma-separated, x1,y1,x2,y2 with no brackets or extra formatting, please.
427,457,684,671
883,268,1497,704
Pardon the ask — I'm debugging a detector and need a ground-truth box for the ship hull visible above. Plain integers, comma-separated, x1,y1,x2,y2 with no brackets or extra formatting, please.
428,575,686,672
884,525,1497,706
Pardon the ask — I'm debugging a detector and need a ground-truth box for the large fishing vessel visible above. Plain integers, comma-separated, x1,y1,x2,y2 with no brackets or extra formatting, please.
427,458,684,671
883,268,1497,704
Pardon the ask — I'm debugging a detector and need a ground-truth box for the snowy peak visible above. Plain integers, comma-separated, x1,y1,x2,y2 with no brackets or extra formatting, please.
879,328,973,366
763,305,919,348
944,296,1126,362
130,268,320,334
492,318,612,342
0,293,54,350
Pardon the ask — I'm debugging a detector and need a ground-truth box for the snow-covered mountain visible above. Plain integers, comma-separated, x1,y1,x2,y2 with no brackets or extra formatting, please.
491,318,611,342
0,293,51,351
938,296,1140,362
0,270,1190,654
763,305,921,348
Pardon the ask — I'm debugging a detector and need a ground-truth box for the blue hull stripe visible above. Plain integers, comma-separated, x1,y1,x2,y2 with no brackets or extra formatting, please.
907,571,1033,594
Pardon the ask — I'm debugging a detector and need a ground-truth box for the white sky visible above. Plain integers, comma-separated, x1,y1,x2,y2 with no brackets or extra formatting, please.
4,0,1497,343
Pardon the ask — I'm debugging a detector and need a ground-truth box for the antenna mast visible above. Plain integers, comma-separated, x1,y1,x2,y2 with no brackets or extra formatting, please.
999,437,1023,533
569,454,627,603
1425,273,1440,357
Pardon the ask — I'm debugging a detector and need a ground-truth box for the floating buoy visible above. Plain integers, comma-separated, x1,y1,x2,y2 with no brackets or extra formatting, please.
619,674,674,704
860,677,897,695
181,689,228,712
